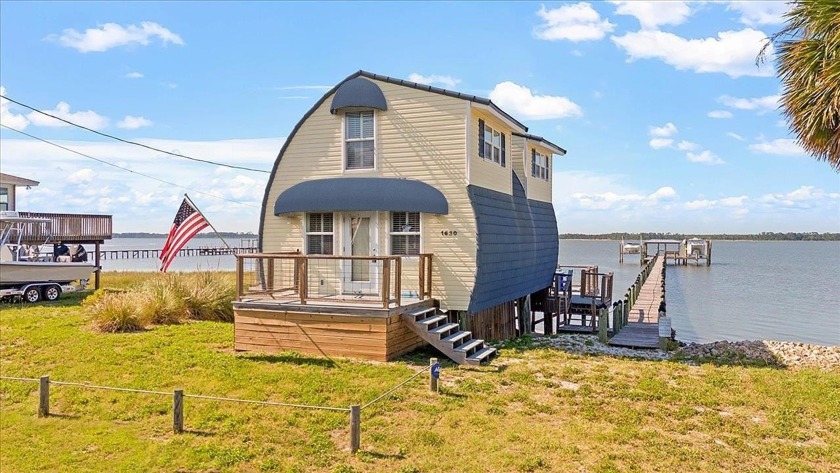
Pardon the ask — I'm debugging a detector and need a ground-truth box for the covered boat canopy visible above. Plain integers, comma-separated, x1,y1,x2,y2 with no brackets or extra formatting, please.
274,177,449,215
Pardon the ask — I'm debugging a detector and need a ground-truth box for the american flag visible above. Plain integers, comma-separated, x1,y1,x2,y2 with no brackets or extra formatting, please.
159,197,210,272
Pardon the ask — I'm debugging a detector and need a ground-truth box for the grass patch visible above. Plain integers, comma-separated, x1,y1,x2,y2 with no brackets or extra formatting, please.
1,271,838,471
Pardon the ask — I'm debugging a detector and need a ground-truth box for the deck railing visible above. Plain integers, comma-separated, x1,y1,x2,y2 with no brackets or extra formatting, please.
17,212,112,243
235,253,433,309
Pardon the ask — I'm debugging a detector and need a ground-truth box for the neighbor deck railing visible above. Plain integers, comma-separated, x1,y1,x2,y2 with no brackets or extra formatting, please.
17,212,112,243
235,253,433,309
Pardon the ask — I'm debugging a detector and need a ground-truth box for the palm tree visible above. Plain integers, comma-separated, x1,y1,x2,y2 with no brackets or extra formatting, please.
760,0,840,171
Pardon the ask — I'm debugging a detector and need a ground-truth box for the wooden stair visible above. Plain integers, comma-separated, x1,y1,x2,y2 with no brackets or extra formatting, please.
402,307,496,366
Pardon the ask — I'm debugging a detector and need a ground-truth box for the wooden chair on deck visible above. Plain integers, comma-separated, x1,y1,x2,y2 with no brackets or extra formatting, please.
569,270,613,330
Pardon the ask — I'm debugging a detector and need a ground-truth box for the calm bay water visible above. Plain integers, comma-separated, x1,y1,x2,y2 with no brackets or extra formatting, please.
98,238,840,346
560,240,840,346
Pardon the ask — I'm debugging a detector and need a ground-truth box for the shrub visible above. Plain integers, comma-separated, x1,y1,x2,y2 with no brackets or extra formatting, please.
137,274,189,325
179,271,235,322
86,290,148,333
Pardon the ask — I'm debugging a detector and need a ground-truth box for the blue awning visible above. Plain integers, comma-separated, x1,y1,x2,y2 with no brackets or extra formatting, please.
274,178,448,215
330,77,388,114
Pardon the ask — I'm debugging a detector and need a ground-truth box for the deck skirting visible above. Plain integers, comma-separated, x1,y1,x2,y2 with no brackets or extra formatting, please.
234,307,426,361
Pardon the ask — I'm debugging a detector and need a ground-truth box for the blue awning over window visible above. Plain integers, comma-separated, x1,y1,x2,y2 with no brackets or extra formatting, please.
330,78,388,114
274,178,448,215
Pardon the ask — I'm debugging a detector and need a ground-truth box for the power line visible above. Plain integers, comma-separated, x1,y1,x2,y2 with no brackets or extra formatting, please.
0,124,260,208
0,94,271,174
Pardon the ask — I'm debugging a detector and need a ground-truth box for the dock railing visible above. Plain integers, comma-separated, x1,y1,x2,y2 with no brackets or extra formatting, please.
235,252,433,309
609,254,661,339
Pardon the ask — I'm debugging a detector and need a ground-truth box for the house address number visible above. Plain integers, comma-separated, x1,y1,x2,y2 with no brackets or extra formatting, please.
440,230,458,236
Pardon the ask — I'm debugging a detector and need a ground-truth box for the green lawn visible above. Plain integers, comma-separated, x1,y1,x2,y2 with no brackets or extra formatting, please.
1,273,838,472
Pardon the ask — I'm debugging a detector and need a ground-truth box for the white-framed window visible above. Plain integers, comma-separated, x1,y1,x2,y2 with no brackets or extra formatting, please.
306,212,334,255
390,212,421,256
482,123,504,166
345,111,375,170
0,187,7,211
532,149,550,181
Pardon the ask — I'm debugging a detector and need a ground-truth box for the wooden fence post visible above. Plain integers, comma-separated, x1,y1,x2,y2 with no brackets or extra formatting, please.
349,405,360,453
38,376,49,417
429,358,439,393
173,389,184,434
598,308,608,343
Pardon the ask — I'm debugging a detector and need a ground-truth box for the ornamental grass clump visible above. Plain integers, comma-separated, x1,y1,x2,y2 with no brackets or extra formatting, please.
136,274,189,325
84,290,148,333
180,271,236,322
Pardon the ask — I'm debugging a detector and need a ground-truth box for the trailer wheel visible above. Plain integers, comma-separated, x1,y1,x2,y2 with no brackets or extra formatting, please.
24,287,42,303
44,285,61,302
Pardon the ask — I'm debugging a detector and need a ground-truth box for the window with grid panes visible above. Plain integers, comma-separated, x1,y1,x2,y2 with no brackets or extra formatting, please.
483,124,503,165
345,111,375,169
306,212,334,255
390,212,420,256
532,149,550,181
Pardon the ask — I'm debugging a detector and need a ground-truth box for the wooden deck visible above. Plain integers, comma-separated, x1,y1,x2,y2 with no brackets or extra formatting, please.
609,256,665,348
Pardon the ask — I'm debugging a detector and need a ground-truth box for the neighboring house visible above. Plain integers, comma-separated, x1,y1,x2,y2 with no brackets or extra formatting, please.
235,71,566,364
0,173,39,211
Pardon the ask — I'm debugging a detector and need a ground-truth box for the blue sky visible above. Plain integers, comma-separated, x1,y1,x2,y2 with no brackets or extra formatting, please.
1,1,838,233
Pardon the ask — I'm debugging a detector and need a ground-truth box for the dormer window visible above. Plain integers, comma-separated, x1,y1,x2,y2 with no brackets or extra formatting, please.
345,111,375,170
477,119,506,167
531,149,550,181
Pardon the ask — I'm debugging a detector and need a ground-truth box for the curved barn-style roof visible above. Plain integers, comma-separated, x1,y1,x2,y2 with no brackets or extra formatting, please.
329,77,388,114
274,177,448,215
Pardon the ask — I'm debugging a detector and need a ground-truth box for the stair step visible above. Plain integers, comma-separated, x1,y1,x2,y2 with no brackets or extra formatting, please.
455,338,484,353
406,307,437,320
429,323,459,336
466,347,497,364
441,330,471,345
418,315,447,327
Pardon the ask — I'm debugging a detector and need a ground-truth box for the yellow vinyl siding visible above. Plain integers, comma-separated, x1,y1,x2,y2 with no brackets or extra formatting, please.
510,134,527,193
526,142,554,203
262,79,476,311
468,108,512,195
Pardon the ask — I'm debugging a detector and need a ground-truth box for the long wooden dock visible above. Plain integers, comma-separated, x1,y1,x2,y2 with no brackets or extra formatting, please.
609,256,665,348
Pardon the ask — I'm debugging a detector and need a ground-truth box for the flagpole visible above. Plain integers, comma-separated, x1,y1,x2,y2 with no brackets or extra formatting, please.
183,193,234,251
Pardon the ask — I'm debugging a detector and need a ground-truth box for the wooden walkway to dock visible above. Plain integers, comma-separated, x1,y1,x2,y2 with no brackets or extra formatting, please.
609,256,665,348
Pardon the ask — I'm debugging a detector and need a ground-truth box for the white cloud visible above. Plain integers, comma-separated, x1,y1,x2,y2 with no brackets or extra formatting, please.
727,1,790,26
649,138,674,149
726,132,745,141
50,22,184,53
0,86,30,130
650,122,677,137
534,3,615,42
124,71,143,79
117,115,153,129
758,186,840,209
489,81,582,120
570,185,677,210
407,73,461,89
610,1,692,30
708,110,733,119
720,196,748,207
612,28,773,78
686,150,725,165
67,168,95,184
684,199,716,210
748,138,806,156
676,140,698,151
718,94,779,112
27,102,109,130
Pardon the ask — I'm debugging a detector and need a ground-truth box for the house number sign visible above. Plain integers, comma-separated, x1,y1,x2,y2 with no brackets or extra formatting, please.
440,230,458,236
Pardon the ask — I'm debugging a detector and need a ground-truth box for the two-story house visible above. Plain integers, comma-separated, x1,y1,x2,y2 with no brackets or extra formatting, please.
233,71,566,365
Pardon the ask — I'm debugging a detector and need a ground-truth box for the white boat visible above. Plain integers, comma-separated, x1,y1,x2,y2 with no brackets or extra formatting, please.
622,242,640,254
0,213,98,289
684,238,707,257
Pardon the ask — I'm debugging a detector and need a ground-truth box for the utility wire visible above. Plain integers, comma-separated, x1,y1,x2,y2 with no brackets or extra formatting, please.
0,94,270,174
0,124,260,208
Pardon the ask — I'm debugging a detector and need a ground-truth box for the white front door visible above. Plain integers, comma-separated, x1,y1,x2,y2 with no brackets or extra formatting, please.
342,211,379,295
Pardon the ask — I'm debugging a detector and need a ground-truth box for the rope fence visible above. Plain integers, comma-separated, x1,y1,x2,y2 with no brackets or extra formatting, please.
0,357,442,454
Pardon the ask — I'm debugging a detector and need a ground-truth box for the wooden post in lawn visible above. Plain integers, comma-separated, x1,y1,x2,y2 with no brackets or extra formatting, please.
38,376,49,417
173,389,184,434
598,308,608,343
429,358,439,393
349,405,360,453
